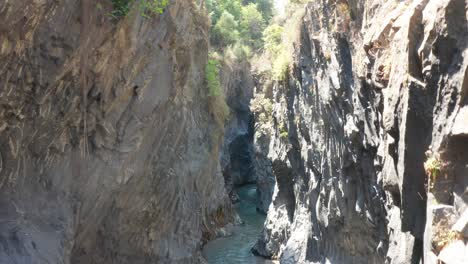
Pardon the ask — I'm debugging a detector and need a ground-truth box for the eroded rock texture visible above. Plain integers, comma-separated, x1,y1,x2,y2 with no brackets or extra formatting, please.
253,0,467,263
0,1,233,263
220,60,256,202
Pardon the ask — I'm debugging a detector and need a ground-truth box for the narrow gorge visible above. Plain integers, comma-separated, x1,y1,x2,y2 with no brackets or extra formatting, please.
0,0,467,264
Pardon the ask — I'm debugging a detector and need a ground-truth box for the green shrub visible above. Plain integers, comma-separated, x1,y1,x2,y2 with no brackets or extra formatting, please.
139,0,169,17
206,58,222,96
206,57,229,126
425,156,441,191
279,122,288,139
272,50,290,81
263,24,284,56
424,156,442,179
280,131,289,139
110,0,132,17
424,154,450,191
110,0,168,18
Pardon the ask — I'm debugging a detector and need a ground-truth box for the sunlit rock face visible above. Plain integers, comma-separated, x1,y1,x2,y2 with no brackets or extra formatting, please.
0,1,234,263
253,0,468,263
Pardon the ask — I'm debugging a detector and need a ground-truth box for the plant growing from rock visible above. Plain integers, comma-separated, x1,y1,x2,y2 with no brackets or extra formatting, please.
206,56,229,127
424,152,449,192
139,0,169,17
279,122,288,140
250,94,273,134
262,23,290,81
272,50,290,81
263,24,284,56
262,6,305,81
280,131,288,139
432,218,463,253
206,58,222,96
110,0,168,19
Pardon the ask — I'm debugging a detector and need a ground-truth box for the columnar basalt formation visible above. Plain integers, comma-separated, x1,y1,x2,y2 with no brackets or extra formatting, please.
0,0,467,263
253,0,468,263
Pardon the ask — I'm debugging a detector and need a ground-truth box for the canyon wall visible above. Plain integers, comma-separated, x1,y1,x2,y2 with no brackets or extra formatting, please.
0,0,466,263
253,0,467,263
220,60,256,202
0,1,234,263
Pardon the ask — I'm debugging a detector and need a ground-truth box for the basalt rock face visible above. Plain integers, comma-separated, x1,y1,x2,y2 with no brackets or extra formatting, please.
254,0,467,263
250,76,277,214
0,1,233,263
220,60,256,202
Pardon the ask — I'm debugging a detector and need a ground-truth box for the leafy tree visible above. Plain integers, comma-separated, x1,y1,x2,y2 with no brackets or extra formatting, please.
212,11,240,46
206,0,276,51
206,0,242,25
239,3,265,49
263,24,283,55
243,0,274,21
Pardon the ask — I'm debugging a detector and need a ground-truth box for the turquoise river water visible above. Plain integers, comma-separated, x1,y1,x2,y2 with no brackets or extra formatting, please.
203,184,272,264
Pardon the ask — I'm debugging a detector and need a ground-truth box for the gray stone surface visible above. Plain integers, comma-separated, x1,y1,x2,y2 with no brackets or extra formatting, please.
438,240,468,264
220,60,256,202
0,0,467,263
452,209,468,237
452,106,468,136
0,1,234,263
252,0,468,263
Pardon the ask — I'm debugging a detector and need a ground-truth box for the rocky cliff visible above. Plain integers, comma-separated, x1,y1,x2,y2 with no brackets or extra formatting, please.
219,59,256,202
0,1,234,263
253,0,467,263
1,0,467,263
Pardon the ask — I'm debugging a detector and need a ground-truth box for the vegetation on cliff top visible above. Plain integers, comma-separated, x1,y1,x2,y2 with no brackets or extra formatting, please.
207,0,272,55
110,0,168,18
204,0,312,130
204,0,274,128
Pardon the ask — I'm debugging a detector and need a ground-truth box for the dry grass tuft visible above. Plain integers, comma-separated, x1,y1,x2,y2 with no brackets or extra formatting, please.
432,219,463,252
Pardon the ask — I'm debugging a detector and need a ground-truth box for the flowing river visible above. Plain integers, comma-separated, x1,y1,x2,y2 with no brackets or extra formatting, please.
203,184,272,264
